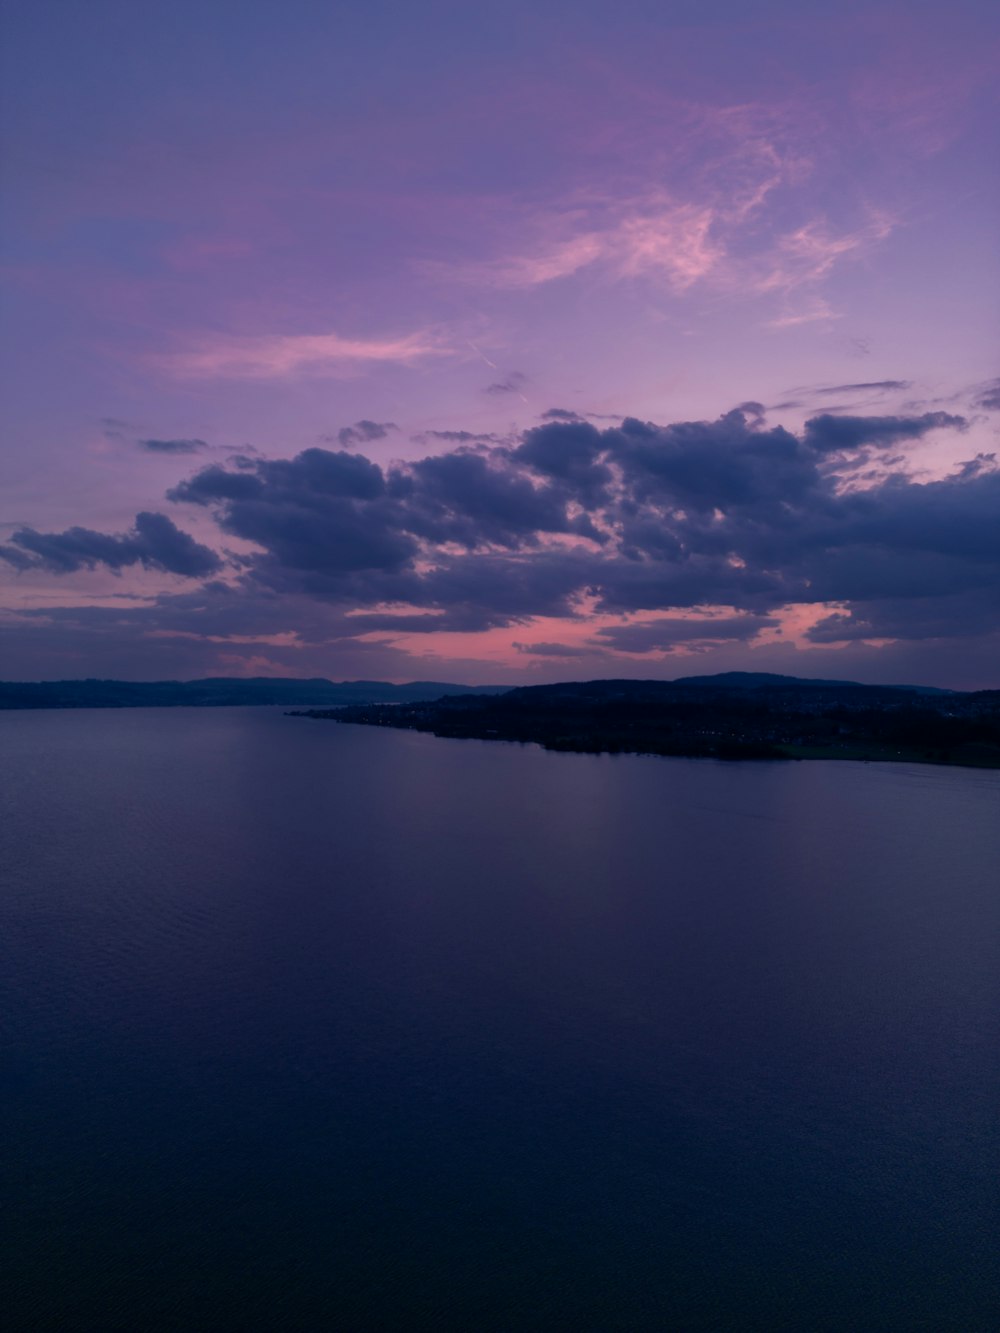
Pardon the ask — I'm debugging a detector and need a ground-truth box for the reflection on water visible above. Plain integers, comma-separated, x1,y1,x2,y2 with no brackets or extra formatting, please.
2,707,998,1330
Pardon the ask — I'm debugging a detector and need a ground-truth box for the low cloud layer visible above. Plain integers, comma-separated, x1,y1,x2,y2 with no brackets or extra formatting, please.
595,614,781,654
2,403,997,685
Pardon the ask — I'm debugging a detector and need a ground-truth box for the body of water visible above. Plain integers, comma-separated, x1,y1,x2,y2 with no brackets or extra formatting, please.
2,706,998,1329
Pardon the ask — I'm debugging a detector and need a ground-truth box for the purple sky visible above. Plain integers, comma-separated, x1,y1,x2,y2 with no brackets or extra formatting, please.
2,0,998,687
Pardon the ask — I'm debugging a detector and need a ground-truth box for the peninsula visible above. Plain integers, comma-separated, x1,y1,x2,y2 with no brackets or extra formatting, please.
294,674,1000,768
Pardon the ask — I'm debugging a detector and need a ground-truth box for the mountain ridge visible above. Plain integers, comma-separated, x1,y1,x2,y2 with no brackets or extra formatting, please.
0,671,989,711
0,677,507,710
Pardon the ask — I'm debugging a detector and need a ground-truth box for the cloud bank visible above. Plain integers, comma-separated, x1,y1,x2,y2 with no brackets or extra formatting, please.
3,404,997,684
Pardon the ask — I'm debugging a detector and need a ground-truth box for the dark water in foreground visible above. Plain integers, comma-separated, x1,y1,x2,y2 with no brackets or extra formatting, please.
2,707,998,1331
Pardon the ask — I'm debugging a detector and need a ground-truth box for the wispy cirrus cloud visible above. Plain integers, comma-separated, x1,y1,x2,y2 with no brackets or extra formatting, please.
755,217,891,291
613,203,723,286
160,329,448,380
474,231,607,289
442,198,724,292
813,381,912,396
764,299,841,330
754,213,896,326
429,188,894,329
413,89,894,312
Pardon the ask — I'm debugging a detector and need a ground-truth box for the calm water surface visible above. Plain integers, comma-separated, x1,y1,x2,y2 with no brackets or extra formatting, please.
2,707,998,1330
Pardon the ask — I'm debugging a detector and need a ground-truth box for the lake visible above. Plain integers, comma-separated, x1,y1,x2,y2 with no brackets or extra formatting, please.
2,706,998,1330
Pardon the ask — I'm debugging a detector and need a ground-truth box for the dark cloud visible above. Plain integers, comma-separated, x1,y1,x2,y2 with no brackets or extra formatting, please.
332,420,397,447
1,511,222,577
416,430,505,444
613,410,817,512
338,611,450,633
0,544,35,571
974,378,1000,412
168,465,265,503
391,548,595,631
803,411,966,453
589,556,786,618
814,381,911,395
540,408,583,421
173,449,409,583
952,453,996,481
6,400,995,681
594,615,780,654
513,641,595,657
153,406,989,647
731,401,766,425
513,420,613,504
169,442,601,601
394,449,590,548
806,586,1000,644
138,438,209,454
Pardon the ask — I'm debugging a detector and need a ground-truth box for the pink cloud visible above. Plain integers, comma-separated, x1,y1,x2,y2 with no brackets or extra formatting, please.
433,197,725,292
146,629,305,647
424,169,894,323
465,230,606,288
757,213,895,291
764,299,841,330
159,328,449,380
614,203,723,287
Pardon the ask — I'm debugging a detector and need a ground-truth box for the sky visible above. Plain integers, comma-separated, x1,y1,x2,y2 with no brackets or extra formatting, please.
1,0,998,688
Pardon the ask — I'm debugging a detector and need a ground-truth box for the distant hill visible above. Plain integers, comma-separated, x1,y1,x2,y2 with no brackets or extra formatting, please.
497,673,959,704
0,677,507,710
669,671,954,695
0,671,981,713
674,671,862,689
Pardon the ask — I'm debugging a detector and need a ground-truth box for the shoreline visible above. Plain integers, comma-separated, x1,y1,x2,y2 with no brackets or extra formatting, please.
291,710,1000,771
